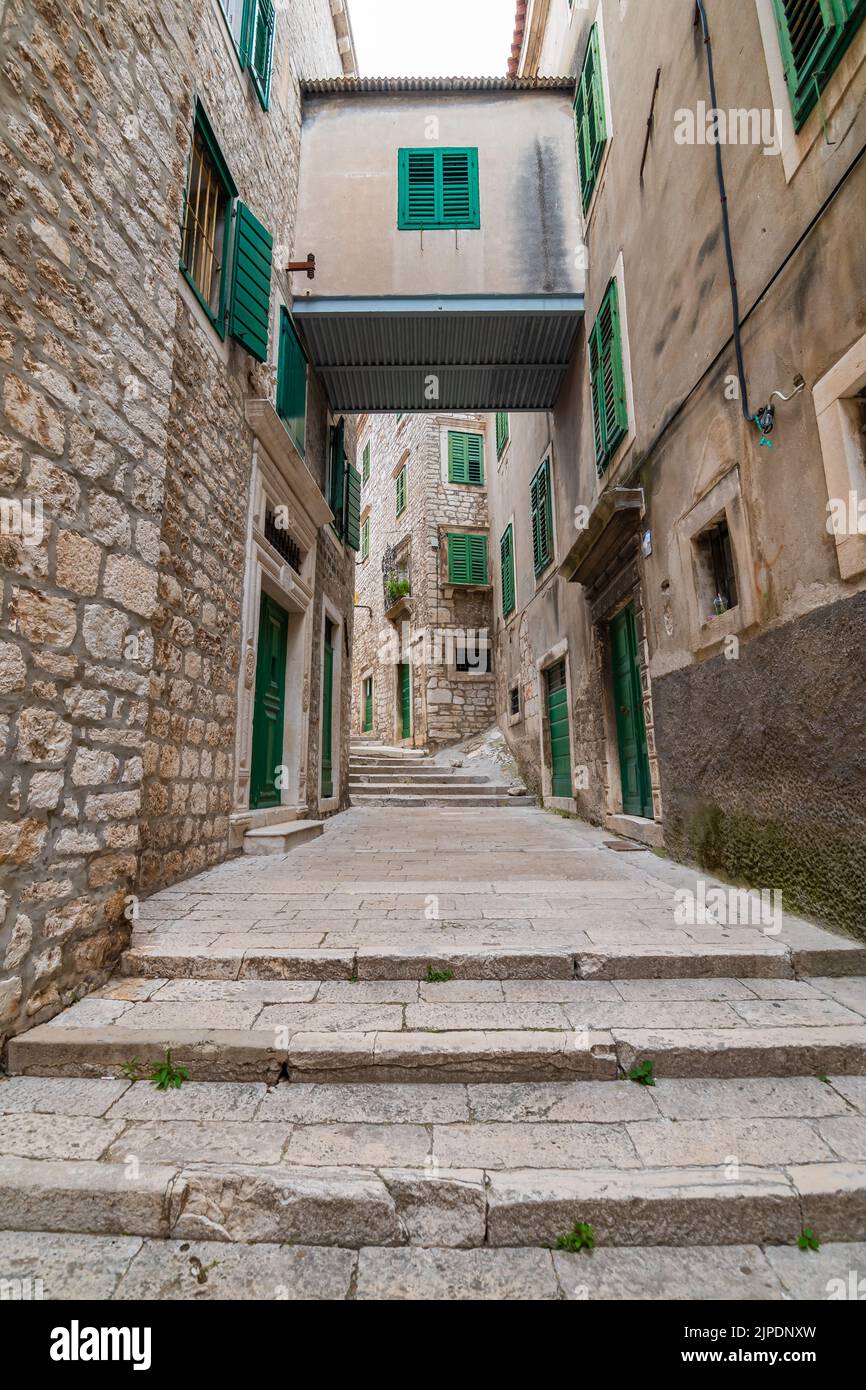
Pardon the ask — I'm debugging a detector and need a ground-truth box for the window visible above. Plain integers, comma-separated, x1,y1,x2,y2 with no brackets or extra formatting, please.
447,430,484,485
180,106,237,330
249,0,276,110
496,412,510,458
396,464,407,515
362,440,371,483
500,522,516,617
455,639,491,674
277,308,306,456
529,457,553,575
446,532,488,585
509,684,520,716
589,278,628,475
573,25,607,213
398,148,480,230
772,0,866,129
360,515,370,561
328,418,361,551
694,517,739,620
218,0,247,53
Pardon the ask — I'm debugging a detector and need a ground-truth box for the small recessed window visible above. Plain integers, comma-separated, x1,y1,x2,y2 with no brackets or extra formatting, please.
509,684,520,716
694,515,739,621
180,109,236,328
455,640,491,674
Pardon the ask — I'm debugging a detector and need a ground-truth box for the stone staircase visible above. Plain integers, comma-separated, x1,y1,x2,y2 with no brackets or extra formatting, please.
1,805,865,1300
349,740,531,808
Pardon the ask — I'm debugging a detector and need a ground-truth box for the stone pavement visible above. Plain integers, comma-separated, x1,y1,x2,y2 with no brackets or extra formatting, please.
2,806,866,1299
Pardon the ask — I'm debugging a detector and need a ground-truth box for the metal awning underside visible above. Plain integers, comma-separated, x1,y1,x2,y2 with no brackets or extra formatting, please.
291,296,584,412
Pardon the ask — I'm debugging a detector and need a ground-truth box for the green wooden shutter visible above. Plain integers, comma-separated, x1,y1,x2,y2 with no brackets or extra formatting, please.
329,418,345,533
345,461,362,550
362,440,371,483
276,307,306,456
589,278,629,475
249,0,275,110
396,465,407,515
228,202,272,362
448,431,484,484
495,412,510,458
448,533,487,584
398,148,480,229
500,523,515,617
467,533,487,584
573,25,607,212
772,0,866,127
360,516,370,561
530,457,553,575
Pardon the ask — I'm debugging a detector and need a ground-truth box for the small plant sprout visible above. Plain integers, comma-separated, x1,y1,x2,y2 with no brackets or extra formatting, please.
817,1075,831,1085
628,1059,656,1087
120,1058,141,1082
798,1227,821,1253
425,965,455,983
149,1048,190,1091
556,1222,595,1254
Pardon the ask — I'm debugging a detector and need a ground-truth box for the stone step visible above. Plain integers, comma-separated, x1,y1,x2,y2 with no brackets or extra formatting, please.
349,773,492,785
350,793,533,807
1,1151,863,1250
242,820,323,856
1,1229,863,1299
350,782,512,797
117,940,866,983
8,1016,866,1083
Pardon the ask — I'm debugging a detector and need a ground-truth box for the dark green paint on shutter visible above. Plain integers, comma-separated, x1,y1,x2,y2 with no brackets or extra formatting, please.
398,148,480,230
249,0,275,110
545,660,572,799
610,603,653,818
530,457,553,575
344,461,362,551
250,593,287,809
772,0,866,128
229,202,273,362
589,278,628,475
447,532,488,585
573,25,607,212
448,431,484,485
495,412,510,457
363,675,373,732
321,619,334,798
500,523,515,617
276,307,306,456
399,661,412,739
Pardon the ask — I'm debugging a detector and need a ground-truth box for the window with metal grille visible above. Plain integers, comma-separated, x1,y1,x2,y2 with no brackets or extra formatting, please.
529,457,553,575
589,278,629,475
694,516,739,619
446,532,488,585
509,684,520,716
398,148,480,229
772,0,866,129
573,25,607,212
448,431,485,485
455,640,491,674
264,508,301,573
180,107,237,329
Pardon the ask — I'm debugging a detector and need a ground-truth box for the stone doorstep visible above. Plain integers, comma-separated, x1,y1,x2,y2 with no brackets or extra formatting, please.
1,1156,864,1249
242,821,324,856
0,1232,864,1299
8,1024,866,1084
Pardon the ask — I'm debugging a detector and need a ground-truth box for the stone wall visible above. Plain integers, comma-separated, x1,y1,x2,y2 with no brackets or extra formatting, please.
352,412,494,750
0,0,352,1047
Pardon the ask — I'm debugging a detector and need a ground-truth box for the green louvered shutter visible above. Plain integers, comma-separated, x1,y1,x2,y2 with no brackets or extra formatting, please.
329,418,345,534
500,523,515,617
589,278,628,475
362,440,371,483
276,307,306,456
448,431,484,484
448,533,486,584
530,457,553,575
772,0,866,128
360,516,369,561
345,460,362,551
496,412,510,458
228,202,272,362
249,0,276,110
398,148,480,229
468,534,488,584
396,465,407,515
573,25,607,212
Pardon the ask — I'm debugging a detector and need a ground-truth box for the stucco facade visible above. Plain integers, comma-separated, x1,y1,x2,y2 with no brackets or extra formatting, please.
352,412,495,750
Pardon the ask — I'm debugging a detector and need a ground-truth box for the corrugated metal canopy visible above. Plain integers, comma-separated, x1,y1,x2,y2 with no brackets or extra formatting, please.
291,296,584,412
300,76,576,93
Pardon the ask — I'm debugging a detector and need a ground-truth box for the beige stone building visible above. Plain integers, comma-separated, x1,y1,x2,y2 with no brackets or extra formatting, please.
484,0,866,936
352,411,495,749
0,0,359,1044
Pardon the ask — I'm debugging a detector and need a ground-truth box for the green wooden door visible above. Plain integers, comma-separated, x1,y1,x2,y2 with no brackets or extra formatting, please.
545,660,572,798
399,662,411,740
610,604,653,818
250,594,288,809
363,676,373,732
321,618,334,798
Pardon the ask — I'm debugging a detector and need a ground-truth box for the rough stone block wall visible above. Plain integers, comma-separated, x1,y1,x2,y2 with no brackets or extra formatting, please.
654,590,866,941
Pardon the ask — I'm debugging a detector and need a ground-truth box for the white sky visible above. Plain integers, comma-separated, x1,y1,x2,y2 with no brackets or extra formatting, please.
347,0,517,77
